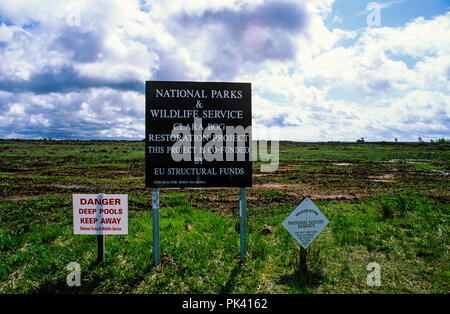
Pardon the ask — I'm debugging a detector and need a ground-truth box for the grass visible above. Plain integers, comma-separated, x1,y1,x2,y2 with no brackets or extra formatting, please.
1,193,447,293
0,139,449,293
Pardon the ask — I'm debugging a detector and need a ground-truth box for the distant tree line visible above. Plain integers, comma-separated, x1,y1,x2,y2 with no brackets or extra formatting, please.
355,137,449,143
417,137,449,143
429,138,449,143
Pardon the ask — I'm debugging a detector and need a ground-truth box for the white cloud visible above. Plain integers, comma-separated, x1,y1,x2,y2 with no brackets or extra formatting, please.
0,0,448,141
300,13,450,97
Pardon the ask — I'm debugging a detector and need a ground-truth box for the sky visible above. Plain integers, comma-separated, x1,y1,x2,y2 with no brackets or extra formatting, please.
0,0,449,141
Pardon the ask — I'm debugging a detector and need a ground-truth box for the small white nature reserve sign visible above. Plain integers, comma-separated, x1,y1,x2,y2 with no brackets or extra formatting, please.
73,194,128,235
282,197,329,249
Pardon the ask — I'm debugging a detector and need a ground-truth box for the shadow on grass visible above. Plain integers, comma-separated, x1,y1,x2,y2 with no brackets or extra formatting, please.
32,255,156,294
220,263,242,294
278,268,323,292
31,258,105,294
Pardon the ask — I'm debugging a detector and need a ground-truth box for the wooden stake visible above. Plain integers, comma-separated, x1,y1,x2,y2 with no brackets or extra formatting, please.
97,234,105,263
299,246,307,277
96,194,104,263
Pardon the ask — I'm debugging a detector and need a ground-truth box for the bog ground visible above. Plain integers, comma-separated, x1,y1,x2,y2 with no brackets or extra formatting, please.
0,140,448,293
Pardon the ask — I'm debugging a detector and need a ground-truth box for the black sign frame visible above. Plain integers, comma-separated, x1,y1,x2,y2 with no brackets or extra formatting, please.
145,81,252,188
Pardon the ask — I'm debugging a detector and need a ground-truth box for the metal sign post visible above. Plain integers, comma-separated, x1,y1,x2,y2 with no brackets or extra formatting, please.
240,187,247,263
299,246,307,277
152,188,160,265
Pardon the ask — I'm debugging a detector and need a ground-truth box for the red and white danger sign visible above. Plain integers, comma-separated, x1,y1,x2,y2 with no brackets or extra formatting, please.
73,194,128,235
